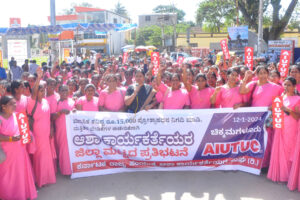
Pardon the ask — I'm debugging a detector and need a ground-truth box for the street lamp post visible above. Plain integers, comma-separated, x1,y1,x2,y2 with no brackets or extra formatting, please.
50,0,58,67
257,0,264,56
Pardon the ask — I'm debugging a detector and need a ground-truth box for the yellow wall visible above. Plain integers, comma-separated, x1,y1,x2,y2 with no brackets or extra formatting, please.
177,32,300,48
281,32,300,47
177,33,228,48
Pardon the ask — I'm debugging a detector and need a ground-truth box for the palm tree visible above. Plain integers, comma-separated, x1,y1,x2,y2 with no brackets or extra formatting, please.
113,2,128,17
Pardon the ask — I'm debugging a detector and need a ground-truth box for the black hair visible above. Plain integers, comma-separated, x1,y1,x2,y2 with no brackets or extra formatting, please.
58,84,69,92
106,74,117,82
208,60,214,65
0,96,14,112
289,65,300,74
46,78,56,85
11,80,23,96
285,76,297,86
187,69,194,76
195,73,208,88
171,73,181,81
270,70,281,78
256,65,269,74
207,72,217,79
84,84,96,92
227,68,239,76
135,69,145,76
115,73,122,82
23,81,32,93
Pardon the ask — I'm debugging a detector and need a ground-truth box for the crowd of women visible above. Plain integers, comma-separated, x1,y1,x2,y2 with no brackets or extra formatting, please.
0,52,299,199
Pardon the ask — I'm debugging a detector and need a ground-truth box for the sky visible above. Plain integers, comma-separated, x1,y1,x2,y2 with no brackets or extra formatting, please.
0,0,200,27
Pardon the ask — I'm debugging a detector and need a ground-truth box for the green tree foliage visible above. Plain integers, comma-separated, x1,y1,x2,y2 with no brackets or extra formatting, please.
196,0,236,33
238,0,298,40
196,0,299,41
113,1,128,17
287,3,300,31
135,24,190,47
153,5,186,23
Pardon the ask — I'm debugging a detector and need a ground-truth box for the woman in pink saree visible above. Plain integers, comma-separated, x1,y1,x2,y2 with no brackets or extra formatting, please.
0,96,37,199
267,77,300,182
27,67,56,187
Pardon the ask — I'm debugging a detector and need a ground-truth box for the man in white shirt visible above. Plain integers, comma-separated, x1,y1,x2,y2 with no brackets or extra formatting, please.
29,60,39,74
67,53,75,64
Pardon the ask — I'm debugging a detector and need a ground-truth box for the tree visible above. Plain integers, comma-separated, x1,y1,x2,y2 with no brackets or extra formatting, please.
113,2,128,17
153,5,185,23
196,0,236,33
135,24,191,47
196,0,299,41
287,3,300,31
238,0,299,41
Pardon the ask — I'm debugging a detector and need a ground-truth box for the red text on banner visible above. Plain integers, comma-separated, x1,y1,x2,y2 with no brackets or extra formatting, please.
244,47,254,71
278,50,291,78
151,52,160,75
220,39,230,60
272,96,284,129
16,112,31,144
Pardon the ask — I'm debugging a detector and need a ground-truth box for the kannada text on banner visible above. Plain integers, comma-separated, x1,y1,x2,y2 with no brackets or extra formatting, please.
66,108,268,179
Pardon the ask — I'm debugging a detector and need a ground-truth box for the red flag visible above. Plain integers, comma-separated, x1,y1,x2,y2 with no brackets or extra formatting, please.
220,39,230,60
244,47,254,71
177,56,185,65
278,50,291,78
272,96,284,129
122,52,128,64
151,52,160,75
16,112,31,145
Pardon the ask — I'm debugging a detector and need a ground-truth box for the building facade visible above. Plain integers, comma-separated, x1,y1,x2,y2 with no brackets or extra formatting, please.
138,13,177,28
48,6,131,55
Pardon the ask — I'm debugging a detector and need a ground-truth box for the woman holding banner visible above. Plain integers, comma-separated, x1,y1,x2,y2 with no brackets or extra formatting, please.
240,66,282,169
125,69,154,113
0,95,37,200
75,84,99,111
268,77,300,183
182,66,214,109
156,66,190,109
210,68,246,109
27,67,56,187
53,85,75,175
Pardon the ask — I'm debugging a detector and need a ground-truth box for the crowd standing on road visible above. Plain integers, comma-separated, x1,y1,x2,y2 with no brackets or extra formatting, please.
0,50,300,199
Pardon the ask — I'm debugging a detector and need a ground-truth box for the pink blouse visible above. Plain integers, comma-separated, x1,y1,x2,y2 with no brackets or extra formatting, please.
76,96,99,111
98,89,125,111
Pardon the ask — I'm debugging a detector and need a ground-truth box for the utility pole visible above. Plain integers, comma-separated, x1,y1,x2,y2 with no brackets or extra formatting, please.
50,0,58,67
236,0,239,26
257,0,264,56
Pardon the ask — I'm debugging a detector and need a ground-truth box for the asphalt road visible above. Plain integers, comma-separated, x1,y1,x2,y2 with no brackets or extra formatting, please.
36,170,300,200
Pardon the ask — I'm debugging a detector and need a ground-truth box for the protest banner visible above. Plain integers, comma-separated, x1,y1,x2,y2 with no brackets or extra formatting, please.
151,52,160,75
278,50,291,78
66,108,268,179
272,96,284,129
245,47,254,71
220,39,230,60
16,112,31,145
